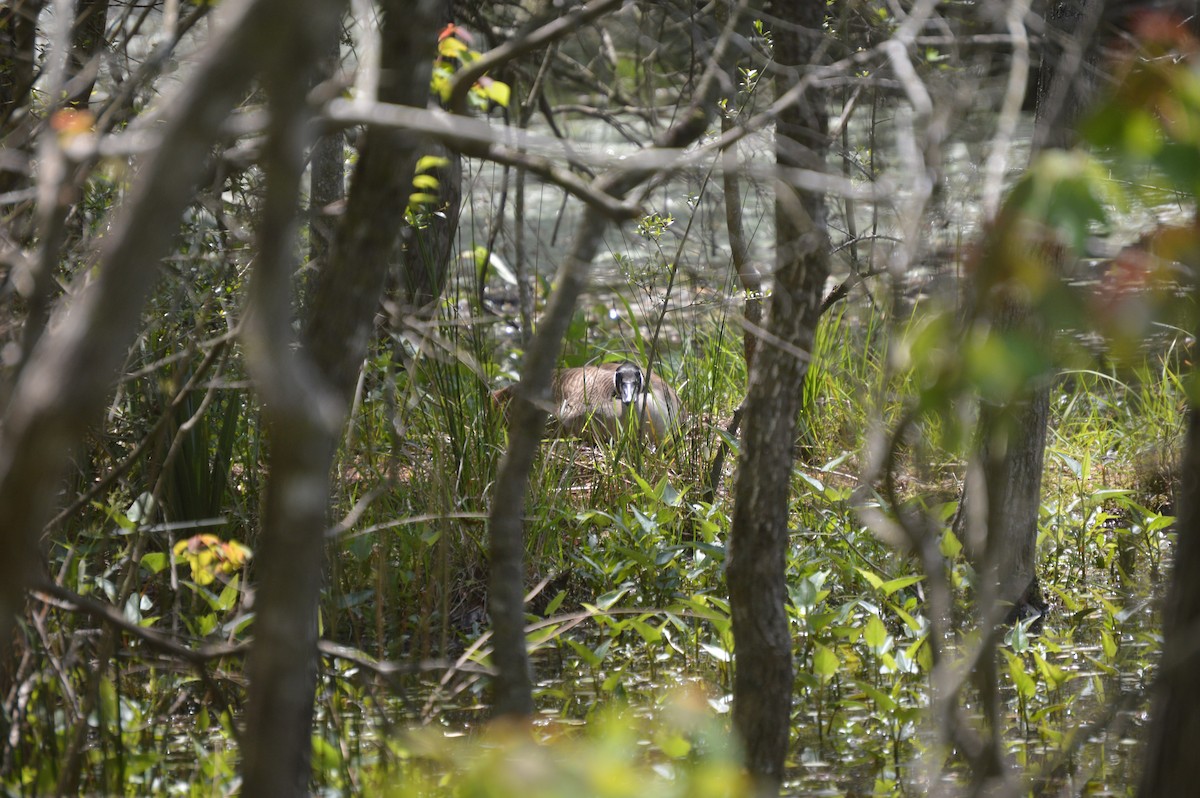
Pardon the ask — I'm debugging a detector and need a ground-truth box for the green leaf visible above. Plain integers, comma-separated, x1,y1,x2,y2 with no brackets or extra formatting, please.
795,469,825,492
879,574,924,596
543,590,566,616
565,638,604,668
630,619,662,645
311,735,342,772
601,671,624,694
1005,651,1037,699
631,506,658,535
812,643,839,681
217,575,240,612
658,479,682,507
126,492,156,524
123,593,145,624
912,637,932,671
940,528,963,558
858,681,897,711
655,729,692,759
430,72,452,102
793,576,821,610
595,587,629,610
1033,650,1068,689
140,551,168,575
223,612,254,637
856,568,884,591
863,614,891,655
1101,629,1118,660
630,470,655,498
889,601,923,633
1006,618,1030,653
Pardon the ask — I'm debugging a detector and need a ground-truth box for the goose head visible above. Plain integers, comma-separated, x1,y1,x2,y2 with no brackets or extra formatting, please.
613,362,644,407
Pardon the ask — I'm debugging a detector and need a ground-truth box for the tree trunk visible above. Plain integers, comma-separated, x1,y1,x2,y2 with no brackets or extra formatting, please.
486,9,737,719
976,380,1049,613
237,2,343,794
306,0,445,398
0,0,40,136
308,35,345,271
67,0,110,109
393,143,461,314
727,3,829,794
1138,394,1200,794
488,209,612,717
956,0,1106,619
241,1,442,793
701,1,763,506
723,127,763,372
1130,16,1200,782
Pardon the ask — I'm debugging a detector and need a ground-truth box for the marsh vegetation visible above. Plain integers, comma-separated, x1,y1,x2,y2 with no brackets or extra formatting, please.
0,1,1198,796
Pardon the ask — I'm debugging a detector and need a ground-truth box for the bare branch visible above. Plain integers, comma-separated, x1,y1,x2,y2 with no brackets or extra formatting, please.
326,99,643,218
982,0,1033,217
446,0,627,114
30,578,247,664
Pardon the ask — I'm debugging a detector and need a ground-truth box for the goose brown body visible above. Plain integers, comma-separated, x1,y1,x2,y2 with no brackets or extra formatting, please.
496,362,684,443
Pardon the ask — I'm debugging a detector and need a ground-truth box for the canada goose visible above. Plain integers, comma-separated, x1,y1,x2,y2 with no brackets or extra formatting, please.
494,362,685,443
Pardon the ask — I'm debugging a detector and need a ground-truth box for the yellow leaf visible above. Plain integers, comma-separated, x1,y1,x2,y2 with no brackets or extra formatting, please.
224,540,251,567
484,79,511,108
430,72,452,102
194,566,214,586
415,155,450,173
438,36,469,59
412,174,440,191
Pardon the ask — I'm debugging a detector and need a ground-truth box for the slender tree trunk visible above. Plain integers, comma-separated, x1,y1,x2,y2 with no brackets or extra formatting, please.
701,1,762,504
1130,14,1200,794
306,0,445,397
722,122,763,372
727,3,829,794
67,0,110,108
241,1,441,793
488,209,612,716
486,10,738,718
238,2,343,794
308,34,345,271
1138,380,1200,794
945,7,1105,785
957,0,1106,618
395,143,461,313
0,0,40,133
